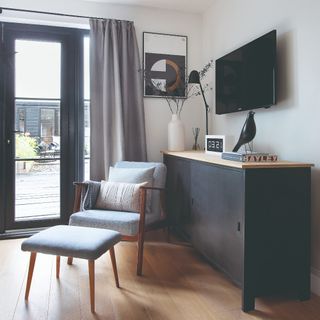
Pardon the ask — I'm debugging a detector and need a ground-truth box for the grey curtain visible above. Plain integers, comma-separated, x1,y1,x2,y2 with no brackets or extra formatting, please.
89,19,147,180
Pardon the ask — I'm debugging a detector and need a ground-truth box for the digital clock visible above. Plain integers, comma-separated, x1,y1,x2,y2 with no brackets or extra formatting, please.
205,135,232,155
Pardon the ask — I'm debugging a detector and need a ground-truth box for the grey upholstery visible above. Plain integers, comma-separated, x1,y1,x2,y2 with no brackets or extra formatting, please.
70,210,140,236
21,225,121,260
115,161,166,219
69,161,167,236
108,166,155,213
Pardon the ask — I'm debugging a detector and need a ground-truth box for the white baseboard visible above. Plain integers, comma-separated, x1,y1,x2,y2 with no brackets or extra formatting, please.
311,267,320,296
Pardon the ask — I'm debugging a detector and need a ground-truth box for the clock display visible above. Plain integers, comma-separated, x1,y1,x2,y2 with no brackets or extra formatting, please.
207,138,224,153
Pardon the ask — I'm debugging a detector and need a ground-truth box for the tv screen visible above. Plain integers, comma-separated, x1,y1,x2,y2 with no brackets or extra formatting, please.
215,30,276,115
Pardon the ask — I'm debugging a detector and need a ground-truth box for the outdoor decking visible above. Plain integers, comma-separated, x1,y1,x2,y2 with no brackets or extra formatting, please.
15,159,89,220
15,161,60,220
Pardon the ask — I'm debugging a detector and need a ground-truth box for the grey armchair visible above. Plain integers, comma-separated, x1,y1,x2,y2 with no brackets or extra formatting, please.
68,161,167,275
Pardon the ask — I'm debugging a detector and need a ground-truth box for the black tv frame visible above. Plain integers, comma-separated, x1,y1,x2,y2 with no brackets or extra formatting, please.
215,30,276,115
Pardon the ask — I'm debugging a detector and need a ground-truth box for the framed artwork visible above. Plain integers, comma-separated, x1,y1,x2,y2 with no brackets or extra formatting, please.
143,32,188,98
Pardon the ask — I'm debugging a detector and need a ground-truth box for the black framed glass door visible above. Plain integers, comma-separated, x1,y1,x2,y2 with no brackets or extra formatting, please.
0,22,88,231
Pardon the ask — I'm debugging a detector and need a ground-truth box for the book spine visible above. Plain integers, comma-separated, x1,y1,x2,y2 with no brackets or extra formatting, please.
244,155,278,162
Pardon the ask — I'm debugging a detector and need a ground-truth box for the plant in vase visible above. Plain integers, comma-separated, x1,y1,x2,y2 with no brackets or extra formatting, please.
152,60,214,151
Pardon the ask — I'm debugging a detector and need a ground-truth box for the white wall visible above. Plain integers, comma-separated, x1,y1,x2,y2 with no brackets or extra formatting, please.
202,0,320,293
0,0,204,161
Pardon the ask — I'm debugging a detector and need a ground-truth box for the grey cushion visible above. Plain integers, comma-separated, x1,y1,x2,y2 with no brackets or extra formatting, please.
108,166,155,184
114,162,167,219
95,181,147,212
108,166,155,213
70,210,140,236
21,225,121,260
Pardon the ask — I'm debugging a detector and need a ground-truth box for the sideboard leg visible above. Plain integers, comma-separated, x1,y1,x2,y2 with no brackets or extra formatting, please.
298,286,310,301
242,294,255,312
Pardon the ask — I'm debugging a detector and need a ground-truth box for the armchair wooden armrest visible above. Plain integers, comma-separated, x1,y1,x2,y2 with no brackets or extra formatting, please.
140,186,165,191
73,182,88,213
73,182,88,187
139,186,167,220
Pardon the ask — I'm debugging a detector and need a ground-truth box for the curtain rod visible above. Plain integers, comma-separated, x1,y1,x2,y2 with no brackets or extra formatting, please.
0,7,133,23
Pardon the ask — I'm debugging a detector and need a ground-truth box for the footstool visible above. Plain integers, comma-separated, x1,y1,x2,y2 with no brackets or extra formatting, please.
21,225,121,313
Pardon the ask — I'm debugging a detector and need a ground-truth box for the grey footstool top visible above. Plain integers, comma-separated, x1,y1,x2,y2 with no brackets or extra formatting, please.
21,225,121,260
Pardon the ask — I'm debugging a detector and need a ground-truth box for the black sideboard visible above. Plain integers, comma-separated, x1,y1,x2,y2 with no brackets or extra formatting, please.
163,151,312,312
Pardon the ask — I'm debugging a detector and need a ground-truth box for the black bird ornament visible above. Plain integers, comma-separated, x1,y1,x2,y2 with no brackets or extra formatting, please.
232,111,256,152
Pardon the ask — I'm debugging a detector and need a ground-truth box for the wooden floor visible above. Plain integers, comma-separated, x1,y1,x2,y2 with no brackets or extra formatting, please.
1,231,320,320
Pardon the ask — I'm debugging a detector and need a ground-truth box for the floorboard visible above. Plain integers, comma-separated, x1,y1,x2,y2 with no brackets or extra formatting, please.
1,232,320,320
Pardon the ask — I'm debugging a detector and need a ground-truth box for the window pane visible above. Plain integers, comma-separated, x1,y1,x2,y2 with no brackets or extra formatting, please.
15,100,61,220
15,40,61,99
14,38,61,221
15,100,61,160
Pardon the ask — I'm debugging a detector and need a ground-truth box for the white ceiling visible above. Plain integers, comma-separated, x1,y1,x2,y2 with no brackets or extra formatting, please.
84,0,214,14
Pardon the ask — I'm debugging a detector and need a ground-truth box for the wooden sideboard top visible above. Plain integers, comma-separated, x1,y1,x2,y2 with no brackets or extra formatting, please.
162,150,314,169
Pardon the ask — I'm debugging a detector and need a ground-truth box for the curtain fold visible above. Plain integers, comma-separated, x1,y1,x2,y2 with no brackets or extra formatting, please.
89,19,147,180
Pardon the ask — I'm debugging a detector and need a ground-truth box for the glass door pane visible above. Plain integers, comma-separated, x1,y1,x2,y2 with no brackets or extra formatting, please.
14,40,61,221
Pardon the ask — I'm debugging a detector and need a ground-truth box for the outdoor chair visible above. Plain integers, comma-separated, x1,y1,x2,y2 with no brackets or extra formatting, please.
68,161,167,275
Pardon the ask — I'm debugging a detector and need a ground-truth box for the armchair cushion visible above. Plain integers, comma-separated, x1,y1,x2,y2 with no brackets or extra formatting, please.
95,181,147,213
108,166,154,185
115,162,167,219
69,210,140,236
108,166,155,213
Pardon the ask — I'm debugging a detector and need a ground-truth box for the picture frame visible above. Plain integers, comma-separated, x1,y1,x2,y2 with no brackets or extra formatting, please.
143,32,188,98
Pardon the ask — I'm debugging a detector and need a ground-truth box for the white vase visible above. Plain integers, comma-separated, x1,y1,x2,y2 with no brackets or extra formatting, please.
168,114,185,151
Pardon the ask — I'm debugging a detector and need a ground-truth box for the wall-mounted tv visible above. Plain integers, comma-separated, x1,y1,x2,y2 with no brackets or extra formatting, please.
215,30,276,115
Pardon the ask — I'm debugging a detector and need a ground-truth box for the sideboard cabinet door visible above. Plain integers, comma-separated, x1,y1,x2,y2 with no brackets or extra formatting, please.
191,161,245,285
165,156,192,239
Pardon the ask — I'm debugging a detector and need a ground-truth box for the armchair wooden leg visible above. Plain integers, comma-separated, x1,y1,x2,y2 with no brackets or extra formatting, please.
56,256,60,279
137,231,145,276
25,252,37,300
67,256,73,265
109,246,120,288
88,260,95,313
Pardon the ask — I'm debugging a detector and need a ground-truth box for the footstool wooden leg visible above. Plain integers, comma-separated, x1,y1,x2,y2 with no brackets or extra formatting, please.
88,260,95,313
56,256,60,278
25,252,37,300
67,256,73,265
109,246,120,288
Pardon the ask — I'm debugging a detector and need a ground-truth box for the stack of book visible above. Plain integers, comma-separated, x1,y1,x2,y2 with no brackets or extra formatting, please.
221,152,278,162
